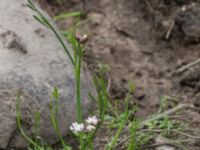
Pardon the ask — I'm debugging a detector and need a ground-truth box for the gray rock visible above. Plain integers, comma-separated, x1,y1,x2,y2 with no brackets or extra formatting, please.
0,0,95,148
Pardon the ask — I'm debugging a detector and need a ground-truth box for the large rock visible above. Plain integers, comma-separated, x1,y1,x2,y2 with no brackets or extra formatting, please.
0,0,95,148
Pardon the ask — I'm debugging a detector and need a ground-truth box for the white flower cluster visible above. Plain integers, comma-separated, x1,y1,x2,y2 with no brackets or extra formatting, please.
70,116,99,133
69,122,84,132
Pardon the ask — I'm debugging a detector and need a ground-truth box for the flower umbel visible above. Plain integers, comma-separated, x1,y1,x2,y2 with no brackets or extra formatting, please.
70,122,84,132
70,116,99,133
86,116,99,125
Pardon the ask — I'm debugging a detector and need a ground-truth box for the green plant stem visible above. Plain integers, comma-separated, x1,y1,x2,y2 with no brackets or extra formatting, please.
50,103,67,149
74,43,83,123
17,113,41,149
75,57,82,122
105,97,129,150
73,41,84,149
106,112,129,150
89,139,94,150
28,0,75,65
50,87,71,149
54,12,82,21
127,120,139,150
49,24,75,66
16,94,43,150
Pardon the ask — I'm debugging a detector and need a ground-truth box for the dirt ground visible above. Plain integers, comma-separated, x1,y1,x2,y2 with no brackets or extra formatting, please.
38,0,200,149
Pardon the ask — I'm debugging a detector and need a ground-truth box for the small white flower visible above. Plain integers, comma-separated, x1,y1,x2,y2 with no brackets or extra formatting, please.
86,125,96,131
86,116,99,125
82,34,88,40
70,122,84,132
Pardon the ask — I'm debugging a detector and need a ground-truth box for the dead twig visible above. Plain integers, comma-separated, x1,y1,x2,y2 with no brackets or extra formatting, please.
145,0,154,13
165,20,175,40
136,143,174,150
141,103,194,126
174,58,200,75
106,77,112,99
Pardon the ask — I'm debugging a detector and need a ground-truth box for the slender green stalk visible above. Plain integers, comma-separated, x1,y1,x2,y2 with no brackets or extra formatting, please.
105,97,129,150
75,43,84,149
75,43,83,123
127,120,139,150
50,101,68,149
89,136,94,150
48,23,75,66
106,113,128,150
27,0,75,66
50,87,71,150
54,12,82,21
16,94,43,150
64,17,84,149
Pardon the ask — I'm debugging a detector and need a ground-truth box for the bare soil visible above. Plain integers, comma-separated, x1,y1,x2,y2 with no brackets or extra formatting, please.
39,0,200,149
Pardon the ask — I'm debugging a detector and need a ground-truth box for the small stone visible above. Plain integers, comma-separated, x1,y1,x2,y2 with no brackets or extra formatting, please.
175,3,200,43
155,136,175,150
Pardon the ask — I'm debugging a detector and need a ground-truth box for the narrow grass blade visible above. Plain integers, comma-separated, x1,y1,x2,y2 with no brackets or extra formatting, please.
54,12,82,21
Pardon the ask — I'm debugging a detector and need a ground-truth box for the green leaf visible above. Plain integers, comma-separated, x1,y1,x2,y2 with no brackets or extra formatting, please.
33,15,49,28
54,12,82,21
27,3,36,11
